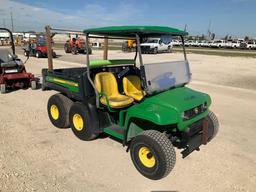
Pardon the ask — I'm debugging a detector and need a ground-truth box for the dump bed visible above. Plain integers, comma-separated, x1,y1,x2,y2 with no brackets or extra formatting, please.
42,67,94,101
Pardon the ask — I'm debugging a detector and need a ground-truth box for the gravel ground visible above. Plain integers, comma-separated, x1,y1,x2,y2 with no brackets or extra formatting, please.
0,49,256,192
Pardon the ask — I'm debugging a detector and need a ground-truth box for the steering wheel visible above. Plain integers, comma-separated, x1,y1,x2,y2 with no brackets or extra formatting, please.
117,67,130,79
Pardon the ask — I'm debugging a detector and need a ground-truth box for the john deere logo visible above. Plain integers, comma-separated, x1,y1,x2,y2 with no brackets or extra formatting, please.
194,107,199,114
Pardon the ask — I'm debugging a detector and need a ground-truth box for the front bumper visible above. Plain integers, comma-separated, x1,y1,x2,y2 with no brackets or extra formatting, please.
141,46,154,53
180,119,209,158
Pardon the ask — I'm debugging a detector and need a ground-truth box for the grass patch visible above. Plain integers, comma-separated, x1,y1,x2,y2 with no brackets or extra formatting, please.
173,47,256,58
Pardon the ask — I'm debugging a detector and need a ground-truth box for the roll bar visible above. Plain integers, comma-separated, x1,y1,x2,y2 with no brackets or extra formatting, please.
0,28,15,55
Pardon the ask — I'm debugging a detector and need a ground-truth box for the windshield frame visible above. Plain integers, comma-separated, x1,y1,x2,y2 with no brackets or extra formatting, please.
84,33,188,107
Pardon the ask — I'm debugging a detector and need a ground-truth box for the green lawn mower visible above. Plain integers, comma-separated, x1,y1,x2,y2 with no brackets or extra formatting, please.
42,26,219,180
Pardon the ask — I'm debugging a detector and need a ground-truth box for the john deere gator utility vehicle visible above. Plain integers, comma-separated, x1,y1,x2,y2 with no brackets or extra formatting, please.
42,26,219,180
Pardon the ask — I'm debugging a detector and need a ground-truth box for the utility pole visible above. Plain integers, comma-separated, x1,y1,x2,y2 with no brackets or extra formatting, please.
10,7,14,32
207,19,212,38
184,24,187,32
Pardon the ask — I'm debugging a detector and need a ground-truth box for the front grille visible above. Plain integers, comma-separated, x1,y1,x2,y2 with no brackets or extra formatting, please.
183,104,206,121
141,46,151,53
188,119,203,136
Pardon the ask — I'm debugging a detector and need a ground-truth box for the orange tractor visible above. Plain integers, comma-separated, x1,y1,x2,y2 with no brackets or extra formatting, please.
64,34,92,54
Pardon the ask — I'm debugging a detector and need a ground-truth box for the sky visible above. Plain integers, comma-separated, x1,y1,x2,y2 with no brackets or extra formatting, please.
0,0,256,37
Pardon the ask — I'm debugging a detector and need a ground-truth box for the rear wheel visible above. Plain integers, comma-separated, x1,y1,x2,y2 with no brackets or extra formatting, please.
47,94,73,128
71,47,78,55
69,102,99,141
31,80,37,90
206,110,219,141
0,84,6,94
130,130,176,180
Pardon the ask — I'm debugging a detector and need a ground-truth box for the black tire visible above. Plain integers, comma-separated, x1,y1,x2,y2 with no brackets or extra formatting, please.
0,84,6,94
69,102,99,141
87,47,92,54
35,51,41,58
130,130,176,180
31,80,37,90
52,51,57,58
71,47,78,55
24,50,28,56
47,93,73,128
153,47,158,54
64,43,71,53
206,110,219,141
167,46,172,53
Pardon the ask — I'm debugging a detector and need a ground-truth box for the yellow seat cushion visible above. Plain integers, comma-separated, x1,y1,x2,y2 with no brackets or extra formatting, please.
123,75,146,101
100,95,134,108
94,72,134,108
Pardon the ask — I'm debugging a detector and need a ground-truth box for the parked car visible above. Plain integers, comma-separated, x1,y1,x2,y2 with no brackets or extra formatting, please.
210,40,226,48
246,40,256,49
184,40,194,47
140,38,172,54
171,39,182,46
198,40,210,47
225,39,243,49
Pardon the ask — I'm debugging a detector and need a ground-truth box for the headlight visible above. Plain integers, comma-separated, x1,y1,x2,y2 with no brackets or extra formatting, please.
181,112,189,121
182,103,207,121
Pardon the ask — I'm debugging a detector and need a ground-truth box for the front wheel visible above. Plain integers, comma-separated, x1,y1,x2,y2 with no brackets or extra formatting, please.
130,130,176,180
167,46,172,53
206,110,219,141
35,51,41,58
24,50,28,56
153,47,158,54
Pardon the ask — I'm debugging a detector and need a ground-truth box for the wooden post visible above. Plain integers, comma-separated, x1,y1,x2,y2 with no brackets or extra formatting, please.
45,25,53,71
103,37,108,60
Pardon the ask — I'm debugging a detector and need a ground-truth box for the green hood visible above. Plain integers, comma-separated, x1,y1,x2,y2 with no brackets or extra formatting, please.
125,86,211,131
146,87,211,113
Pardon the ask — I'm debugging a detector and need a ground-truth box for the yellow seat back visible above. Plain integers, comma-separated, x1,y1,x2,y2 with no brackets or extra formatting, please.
123,75,145,101
94,72,119,97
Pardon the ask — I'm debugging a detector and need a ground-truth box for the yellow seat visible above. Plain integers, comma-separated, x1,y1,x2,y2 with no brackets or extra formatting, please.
94,72,134,108
123,75,146,101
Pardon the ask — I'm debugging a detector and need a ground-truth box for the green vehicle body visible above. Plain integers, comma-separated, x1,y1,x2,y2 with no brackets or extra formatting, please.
43,25,215,159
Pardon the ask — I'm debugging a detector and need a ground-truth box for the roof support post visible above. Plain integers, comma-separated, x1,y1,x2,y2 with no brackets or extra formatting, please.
86,34,99,108
103,37,108,60
135,34,143,66
135,34,147,90
181,36,187,61
45,25,53,71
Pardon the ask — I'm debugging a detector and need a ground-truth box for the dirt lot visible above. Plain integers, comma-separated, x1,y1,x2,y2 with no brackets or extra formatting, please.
0,49,256,192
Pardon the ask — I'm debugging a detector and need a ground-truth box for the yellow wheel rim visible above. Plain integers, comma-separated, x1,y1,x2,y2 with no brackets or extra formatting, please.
73,114,84,131
138,146,156,168
50,105,59,120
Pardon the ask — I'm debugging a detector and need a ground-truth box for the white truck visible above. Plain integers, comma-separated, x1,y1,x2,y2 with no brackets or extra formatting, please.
225,39,243,49
210,40,226,48
246,40,256,49
140,38,173,54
